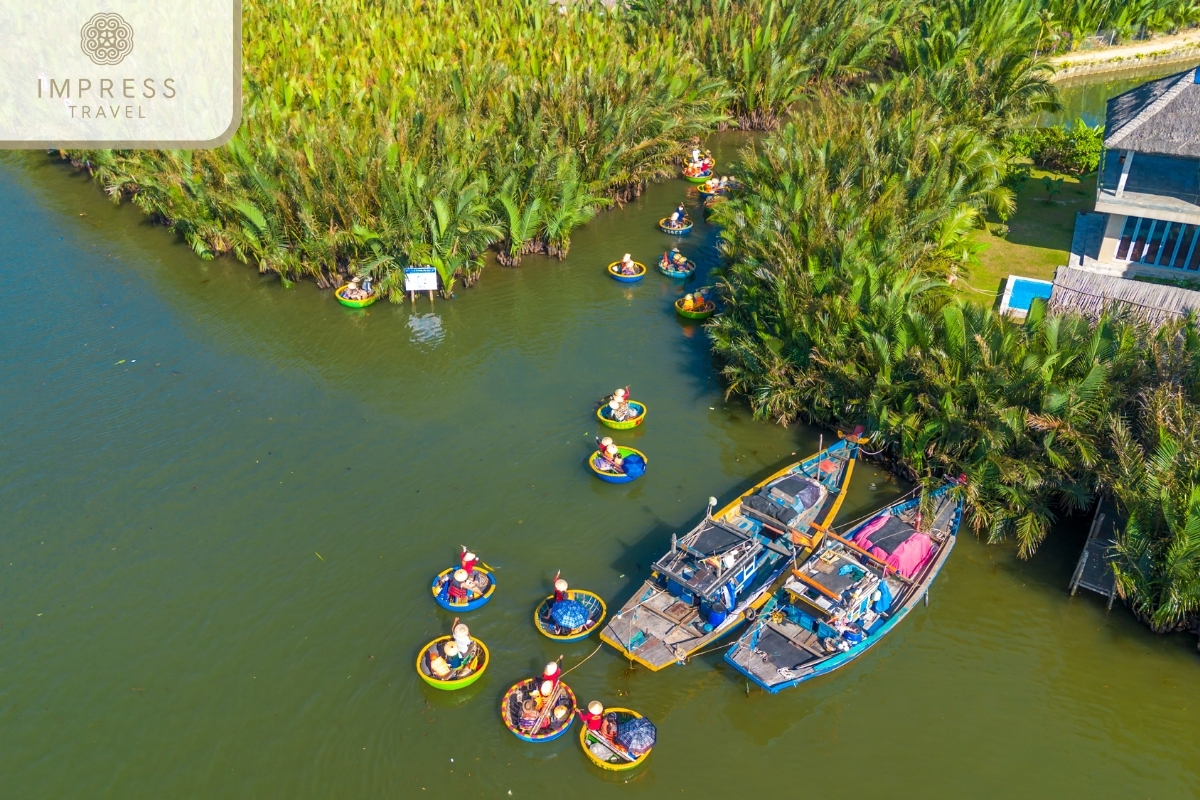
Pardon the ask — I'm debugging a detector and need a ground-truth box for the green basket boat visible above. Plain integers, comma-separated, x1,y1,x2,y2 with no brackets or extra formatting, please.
596,400,646,430
675,297,715,320
684,171,713,184
335,284,379,308
416,635,490,691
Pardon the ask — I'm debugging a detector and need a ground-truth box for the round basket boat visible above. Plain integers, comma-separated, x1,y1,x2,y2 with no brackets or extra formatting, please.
416,635,490,691
596,400,646,430
534,591,608,642
674,298,716,320
659,260,696,279
501,679,578,742
658,217,693,235
683,168,714,184
430,566,496,611
579,708,652,771
335,285,379,308
588,446,647,484
607,261,646,283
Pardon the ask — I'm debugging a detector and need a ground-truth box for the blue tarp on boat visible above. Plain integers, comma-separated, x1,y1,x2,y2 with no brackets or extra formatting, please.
550,599,589,629
614,717,656,756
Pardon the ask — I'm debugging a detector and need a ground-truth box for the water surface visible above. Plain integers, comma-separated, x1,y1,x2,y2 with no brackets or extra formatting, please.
1,134,1197,798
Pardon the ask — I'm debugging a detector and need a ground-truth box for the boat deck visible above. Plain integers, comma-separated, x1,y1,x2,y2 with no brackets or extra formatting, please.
601,582,726,669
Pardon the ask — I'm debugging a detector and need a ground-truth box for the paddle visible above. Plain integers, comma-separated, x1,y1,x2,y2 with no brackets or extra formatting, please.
523,655,566,735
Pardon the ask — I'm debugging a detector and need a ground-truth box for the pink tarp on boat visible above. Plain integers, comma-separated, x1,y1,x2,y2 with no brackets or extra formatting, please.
852,516,934,579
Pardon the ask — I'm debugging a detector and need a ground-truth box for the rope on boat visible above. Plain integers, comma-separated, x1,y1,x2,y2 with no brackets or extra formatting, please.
686,642,739,662
560,644,603,677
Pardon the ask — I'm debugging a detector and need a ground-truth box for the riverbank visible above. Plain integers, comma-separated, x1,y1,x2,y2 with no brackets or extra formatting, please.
1050,29,1200,80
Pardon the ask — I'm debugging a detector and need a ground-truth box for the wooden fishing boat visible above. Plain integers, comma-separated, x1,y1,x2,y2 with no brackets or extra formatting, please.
430,566,496,611
596,400,646,430
607,261,647,283
500,678,578,742
579,708,653,771
588,446,647,484
674,298,715,320
659,217,693,235
335,284,378,308
725,477,964,693
659,259,696,278
534,590,608,642
599,431,864,671
416,635,490,691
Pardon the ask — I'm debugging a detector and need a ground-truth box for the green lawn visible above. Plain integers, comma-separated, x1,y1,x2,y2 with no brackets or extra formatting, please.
961,169,1097,305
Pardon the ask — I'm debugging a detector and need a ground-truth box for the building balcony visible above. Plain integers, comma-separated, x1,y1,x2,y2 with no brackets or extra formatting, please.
1095,150,1200,224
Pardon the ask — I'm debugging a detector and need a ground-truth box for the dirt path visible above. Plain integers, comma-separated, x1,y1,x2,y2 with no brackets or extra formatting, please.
1050,30,1200,80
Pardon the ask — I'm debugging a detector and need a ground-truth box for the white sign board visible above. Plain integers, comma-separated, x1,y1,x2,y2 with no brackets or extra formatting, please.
403,266,438,293
0,1,241,148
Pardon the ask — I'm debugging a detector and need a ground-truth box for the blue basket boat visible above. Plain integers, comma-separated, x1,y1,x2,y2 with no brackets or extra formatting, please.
430,566,496,611
659,217,693,235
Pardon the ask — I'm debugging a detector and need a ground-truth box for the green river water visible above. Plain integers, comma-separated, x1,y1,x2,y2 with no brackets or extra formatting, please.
1,122,1198,798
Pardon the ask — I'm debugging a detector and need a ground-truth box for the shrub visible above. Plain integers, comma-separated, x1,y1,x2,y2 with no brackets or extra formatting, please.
1010,119,1104,175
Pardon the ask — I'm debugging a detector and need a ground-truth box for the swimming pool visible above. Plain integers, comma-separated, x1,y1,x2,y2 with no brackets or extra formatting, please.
1000,275,1054,317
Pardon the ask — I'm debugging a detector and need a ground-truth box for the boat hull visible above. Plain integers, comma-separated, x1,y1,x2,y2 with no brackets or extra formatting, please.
534,590,608,642
588,447,647,484
596,401,646,430
659,217,693,235
724,484,963,693
674,299,715,320
416,636,490,691
430,566,496,611
659,260,696,278
599,436,863,670
579,708,651,770
684,171,713,183
335,285,378,308
607,261,646,283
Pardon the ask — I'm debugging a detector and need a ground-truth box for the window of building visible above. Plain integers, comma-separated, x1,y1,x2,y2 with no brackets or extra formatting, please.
1114,215,1200,270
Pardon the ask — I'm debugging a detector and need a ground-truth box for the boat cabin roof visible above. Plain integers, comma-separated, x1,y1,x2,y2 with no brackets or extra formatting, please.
653,518,788,601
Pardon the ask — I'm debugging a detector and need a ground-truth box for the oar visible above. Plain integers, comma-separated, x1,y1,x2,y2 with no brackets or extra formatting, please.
522,655,566,735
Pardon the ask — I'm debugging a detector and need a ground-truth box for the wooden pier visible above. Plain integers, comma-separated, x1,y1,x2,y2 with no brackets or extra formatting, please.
1068,498,1120,609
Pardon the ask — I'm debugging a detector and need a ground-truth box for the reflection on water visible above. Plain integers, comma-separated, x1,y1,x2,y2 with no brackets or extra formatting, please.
407,312,445,346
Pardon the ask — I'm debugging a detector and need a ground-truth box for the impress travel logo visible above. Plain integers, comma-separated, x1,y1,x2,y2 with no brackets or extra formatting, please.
80,12,134,66
0,1,241,148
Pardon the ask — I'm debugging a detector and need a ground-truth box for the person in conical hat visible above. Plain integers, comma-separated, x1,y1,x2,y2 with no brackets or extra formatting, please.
682,293,695,312
459,546,479,575
578,700,605,731
553,575,569,602
442,640,465,670
452,622,471,650
540,679,555,699
447,569,469,601
552,705,569,725
541,661,561,694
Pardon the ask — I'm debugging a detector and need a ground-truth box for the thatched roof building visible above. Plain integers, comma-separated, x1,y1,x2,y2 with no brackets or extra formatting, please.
1049,266,1200,327
1105,68,1200,158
